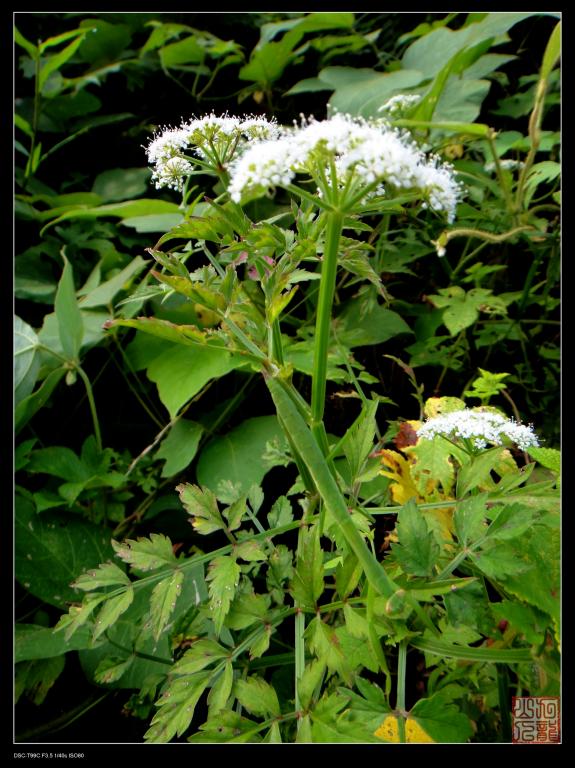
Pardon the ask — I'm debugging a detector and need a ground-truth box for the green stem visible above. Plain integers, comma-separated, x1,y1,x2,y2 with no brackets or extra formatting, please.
496,663,512,742
294,609,306,727
75,365,102,450
311,211,344,450
270,319,284,365
396,638,408,743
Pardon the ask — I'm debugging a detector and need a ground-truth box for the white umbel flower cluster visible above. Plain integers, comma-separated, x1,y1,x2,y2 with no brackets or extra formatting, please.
146,113,280,190
227,113,462,221
417,408,540,451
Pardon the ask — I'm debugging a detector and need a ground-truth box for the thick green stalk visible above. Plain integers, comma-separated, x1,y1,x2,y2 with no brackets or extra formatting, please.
396,638,408,743
294,609,306,727
311,211,343,451
267,375,399,600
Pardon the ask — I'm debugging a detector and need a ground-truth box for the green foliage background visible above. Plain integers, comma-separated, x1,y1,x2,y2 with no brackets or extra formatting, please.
14,12,560,744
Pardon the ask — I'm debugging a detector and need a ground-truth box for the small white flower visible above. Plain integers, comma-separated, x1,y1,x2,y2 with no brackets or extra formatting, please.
417,408,540,450
151,156,193,191
378,93,421,115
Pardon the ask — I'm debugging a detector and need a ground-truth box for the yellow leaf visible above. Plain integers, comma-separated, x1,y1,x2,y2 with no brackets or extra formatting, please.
378,449,420,505
374,715,435,743
374,715,400,742
405,718,435,743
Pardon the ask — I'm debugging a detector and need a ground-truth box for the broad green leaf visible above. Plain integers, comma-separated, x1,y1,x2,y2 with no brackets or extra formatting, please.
72,562,131,591
112,533,178,572
326,67,425,118
491,600,550,645
290,524,324,610
196,415,289,503
14,316,41,404
40,199,182,234
15,623,94,663
78,256,147,308
15,497,114,609
145,342,249,419
402,13,538,77
93,587,134,641
176,483,224,535
160,35,204,67
156,419,204,478
527,446,560,475
25,445,89,482
38,309,109,359
15,368,66,433
408,690,474,743
16,656,65,706
207,661,234,714
149,570,184,641
206,555,241,634
120,213,183,232
54,254,83,360
336,299,412,347
15,26,37,57
234,675,280,718
336,626,379,673
91,168,151,202
391,498,440,577
453,493,489,546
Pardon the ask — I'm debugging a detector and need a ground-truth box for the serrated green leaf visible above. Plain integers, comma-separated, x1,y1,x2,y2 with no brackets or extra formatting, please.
53,595,106,641
473,545,532,579
149,570,184,641
290,524,324,610
456,447,506,497
453,493,489,546
234,540,267,562
176,483,224,535
343,603,369,639
223,496,248,532
298,659,326,710
112,533,177,572
341,399,378,480
225,588,270,631
407,437,455,496
234,675,280,718
392,498,440,577
207,661,234,715
248,626,272,659
54,254,84,360
93,587,134,641
73,562,131,591
94,656,134,684
172,638,228,675
306,616,351,683
206,555,241,634
485,503,537,541
267,496,294,528
145,673,211,743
